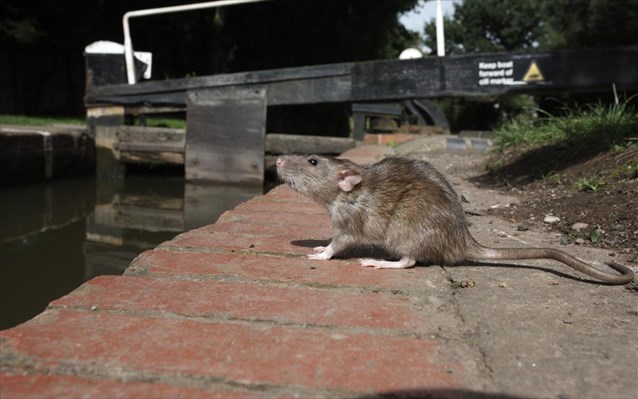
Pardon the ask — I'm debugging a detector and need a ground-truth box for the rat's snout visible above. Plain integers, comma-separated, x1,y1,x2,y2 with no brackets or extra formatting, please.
276,157,285,168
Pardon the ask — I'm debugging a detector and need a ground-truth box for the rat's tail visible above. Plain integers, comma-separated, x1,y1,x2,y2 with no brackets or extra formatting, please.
470,245,635,285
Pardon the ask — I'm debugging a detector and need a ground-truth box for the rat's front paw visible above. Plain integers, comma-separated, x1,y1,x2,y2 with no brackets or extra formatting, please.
308,244,334,260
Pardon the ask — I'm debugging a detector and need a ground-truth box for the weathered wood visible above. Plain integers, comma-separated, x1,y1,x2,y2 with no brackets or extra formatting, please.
85,46,638,185
86,46,638,107
265,133,355,155
119,151,184,165
116,125,185,165
185,86,267,185
118,142,184,153
88,106,125,178
125,106,185,116
351,103,403,116
119,194,183,210
88,62,352,97
266,76,352,105
117,125,184,144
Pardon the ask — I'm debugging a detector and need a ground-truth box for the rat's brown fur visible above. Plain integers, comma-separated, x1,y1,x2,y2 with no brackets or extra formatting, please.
276,154,634,284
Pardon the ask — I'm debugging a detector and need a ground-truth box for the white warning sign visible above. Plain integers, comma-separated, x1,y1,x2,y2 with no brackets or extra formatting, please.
478,60,519,86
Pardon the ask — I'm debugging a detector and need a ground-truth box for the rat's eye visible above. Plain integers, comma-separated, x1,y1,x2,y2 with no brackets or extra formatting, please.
308,158,318,166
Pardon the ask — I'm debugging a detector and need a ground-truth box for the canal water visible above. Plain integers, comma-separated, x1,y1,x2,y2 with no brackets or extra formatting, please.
0,176,260,330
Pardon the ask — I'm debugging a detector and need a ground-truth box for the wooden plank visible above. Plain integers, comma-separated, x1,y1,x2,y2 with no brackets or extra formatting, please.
265,133,354,155
119,151,184,165
86,46,638,107
116,125,185,165
352,58,443,101
125,106,186,116
87,62,353,99
266,76,351,105
118,142,184,153
117,126,184,144
185,86,267,185
88,106,125,178
352,103,402,116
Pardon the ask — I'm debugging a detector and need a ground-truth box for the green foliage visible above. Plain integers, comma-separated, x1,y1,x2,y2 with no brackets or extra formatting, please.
623,162,638,179
492,116,563,151
543,0,638,49
423,0,638,54
424,0,547,54
493,100,638,152
589,226,602,244
576,176,605,192
558,102,638,147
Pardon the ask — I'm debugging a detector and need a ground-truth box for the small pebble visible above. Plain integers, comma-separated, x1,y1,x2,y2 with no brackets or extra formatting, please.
571,222,589,231
575,238,586,245
559,237,570,245
517,224,529,231
544,215,560,224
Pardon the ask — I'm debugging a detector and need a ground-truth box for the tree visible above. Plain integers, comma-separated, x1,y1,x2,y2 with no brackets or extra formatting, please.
423,0,638,55
424,0,547,54
1,0,420,115
542,0,638,49
217,0,420,71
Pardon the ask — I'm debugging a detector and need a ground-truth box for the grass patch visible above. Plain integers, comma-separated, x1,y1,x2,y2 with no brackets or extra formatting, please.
0,114,84,126
493,101,638,152
540,170,567,184
1,114,187,129
575,176,605,192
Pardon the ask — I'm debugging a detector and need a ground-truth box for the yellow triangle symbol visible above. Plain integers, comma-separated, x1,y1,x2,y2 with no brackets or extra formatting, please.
523,61,544,82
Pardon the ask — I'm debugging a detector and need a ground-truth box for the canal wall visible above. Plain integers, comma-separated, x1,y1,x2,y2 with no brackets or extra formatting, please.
0,125,94,186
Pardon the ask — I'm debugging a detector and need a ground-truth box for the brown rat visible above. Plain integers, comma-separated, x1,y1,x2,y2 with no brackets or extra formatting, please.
276,154,635,285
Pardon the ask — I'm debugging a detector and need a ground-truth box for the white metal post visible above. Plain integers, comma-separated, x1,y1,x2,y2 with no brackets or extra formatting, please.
435,0,445,57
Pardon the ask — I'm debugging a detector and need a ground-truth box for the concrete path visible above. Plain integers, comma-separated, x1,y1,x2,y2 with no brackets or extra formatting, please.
2,138,637,398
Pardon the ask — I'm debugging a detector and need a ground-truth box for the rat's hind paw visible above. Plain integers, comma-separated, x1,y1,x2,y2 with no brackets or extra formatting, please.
359,257,416,269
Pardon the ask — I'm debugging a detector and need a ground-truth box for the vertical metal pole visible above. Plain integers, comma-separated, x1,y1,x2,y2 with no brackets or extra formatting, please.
436,0,445,56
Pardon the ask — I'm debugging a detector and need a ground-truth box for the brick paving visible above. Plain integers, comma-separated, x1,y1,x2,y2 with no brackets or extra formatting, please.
3,142,636,398
1,144,488,398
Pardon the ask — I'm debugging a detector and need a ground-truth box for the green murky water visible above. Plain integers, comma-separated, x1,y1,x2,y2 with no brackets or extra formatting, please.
0,176,259,330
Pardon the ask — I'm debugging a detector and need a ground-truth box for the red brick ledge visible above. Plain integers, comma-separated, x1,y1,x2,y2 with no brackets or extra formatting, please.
1,144,481,398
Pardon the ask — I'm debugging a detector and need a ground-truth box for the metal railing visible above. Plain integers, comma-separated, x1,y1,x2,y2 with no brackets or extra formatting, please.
123,0,277,84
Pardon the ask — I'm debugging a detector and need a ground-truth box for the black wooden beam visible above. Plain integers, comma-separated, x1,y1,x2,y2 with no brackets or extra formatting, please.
86,46,638,107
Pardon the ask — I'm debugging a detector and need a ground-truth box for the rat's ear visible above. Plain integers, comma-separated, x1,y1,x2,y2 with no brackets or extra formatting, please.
338,169,362,192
